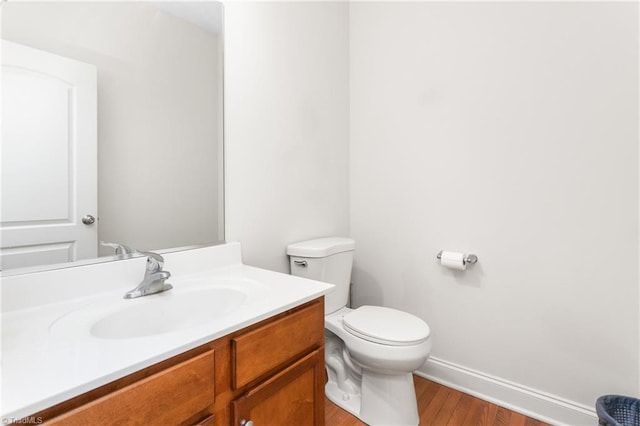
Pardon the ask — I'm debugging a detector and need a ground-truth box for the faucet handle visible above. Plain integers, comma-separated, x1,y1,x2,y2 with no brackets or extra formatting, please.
100,241,136,257
142,252,164,272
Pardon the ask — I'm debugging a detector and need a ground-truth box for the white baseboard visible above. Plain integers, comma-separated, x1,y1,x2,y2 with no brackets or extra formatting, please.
416,357,597,426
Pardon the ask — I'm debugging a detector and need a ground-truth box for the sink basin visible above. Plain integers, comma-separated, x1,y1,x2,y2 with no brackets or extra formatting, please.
90,288,246,339
49,278,269,340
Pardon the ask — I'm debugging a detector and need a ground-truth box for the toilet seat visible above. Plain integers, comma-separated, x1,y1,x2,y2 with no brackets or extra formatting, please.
342,306,430,346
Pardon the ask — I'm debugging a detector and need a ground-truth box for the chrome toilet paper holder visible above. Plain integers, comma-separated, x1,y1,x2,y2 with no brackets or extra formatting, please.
436,251,478,265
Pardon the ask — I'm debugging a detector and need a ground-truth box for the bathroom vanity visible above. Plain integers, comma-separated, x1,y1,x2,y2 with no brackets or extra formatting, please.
32,299,324,425
1,243,332,425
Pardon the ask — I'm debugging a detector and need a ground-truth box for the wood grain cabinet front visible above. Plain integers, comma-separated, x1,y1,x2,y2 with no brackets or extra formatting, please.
232,349,325,426
231,299,324,389
46,349,216,425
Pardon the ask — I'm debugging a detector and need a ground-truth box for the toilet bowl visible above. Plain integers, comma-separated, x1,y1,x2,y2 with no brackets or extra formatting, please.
287,237,432,426
325,306,431,425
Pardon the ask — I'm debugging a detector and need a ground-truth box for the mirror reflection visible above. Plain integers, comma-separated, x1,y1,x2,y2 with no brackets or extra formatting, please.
1,1,224,271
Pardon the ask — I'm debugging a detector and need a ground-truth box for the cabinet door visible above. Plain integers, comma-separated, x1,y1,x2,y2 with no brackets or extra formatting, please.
232,299,324,389
232,349,324,426
47,350,215,425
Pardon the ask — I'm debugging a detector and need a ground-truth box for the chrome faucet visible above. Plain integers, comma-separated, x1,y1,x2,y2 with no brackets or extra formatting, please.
100,241,136,258
123,252,173,299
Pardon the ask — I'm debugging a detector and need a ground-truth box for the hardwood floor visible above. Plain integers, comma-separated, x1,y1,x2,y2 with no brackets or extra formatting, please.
324,375,549,426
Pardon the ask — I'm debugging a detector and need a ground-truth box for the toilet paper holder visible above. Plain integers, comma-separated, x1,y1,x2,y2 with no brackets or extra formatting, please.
436,251,478,265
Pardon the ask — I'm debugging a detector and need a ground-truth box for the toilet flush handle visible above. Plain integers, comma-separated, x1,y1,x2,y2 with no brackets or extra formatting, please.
294,260,308,267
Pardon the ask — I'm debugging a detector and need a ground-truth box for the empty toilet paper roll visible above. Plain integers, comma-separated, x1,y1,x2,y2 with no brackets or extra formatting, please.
440,251,466,270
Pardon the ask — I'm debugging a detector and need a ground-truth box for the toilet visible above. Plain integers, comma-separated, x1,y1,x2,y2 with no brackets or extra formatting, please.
287,237,432,426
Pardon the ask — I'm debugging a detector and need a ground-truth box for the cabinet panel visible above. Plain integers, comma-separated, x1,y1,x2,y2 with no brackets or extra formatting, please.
231,299,323,389
195,414,215,425
47,350,215,425
232,349,324,426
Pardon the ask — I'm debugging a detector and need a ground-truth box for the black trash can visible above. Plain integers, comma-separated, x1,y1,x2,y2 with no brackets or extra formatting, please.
596,395,640,426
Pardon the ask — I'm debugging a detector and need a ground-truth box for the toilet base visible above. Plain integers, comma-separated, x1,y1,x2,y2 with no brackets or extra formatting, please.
325,379,362,419
360,371,419,426
325,369,420,426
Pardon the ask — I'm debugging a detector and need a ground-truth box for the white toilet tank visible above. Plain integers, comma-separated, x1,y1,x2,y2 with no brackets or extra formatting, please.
287,237,355,314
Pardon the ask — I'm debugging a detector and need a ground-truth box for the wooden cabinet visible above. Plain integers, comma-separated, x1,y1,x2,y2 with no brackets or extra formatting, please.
46,350,216,425
30,298,325,426
231,298,324,389
230,301,324,426
232,350,324,426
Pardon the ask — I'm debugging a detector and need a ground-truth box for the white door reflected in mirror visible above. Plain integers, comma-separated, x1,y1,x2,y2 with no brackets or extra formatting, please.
1,40,98,270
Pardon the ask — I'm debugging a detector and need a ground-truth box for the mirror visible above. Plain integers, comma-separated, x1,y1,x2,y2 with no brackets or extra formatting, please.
1,1,224,271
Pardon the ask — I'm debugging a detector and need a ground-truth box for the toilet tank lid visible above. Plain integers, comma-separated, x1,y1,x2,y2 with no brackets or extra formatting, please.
287,237,355,258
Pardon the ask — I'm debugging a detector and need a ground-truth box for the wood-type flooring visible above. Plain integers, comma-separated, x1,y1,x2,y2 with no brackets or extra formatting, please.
324,376,549,426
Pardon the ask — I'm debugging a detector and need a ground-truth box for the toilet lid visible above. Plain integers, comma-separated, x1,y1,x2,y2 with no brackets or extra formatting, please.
342,306,430,346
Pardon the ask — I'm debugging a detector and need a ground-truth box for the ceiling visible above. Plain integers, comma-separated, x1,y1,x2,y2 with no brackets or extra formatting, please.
151,1,222,35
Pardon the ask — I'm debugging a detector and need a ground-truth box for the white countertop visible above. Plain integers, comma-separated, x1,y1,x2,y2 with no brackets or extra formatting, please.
1,243,333,420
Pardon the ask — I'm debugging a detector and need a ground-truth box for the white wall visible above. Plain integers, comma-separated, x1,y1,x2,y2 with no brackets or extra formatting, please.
2,2,221,254
350,2,639,423
224,2,350,273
